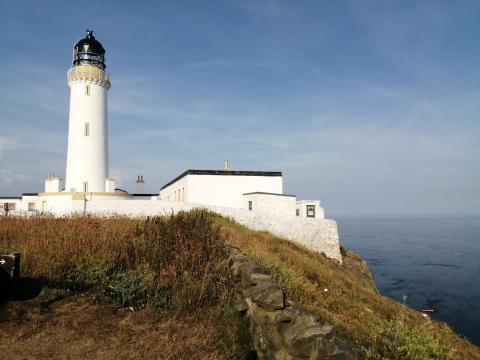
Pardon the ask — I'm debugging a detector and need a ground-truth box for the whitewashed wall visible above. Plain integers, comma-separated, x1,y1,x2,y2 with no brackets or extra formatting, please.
243,193,297,217
39,195,80,214
296,200,325,219
159,175,188,202
160,174,283,209
45,177,62,192
0,198,21,212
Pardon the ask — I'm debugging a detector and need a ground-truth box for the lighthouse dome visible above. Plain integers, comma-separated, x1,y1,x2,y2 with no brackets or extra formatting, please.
73,30,106,69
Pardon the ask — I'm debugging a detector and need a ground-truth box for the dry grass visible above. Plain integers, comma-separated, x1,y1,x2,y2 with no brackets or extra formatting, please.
0,214,136,279
0,211,253,359
1,289,249,360
216,217,480,360
2,211,478,359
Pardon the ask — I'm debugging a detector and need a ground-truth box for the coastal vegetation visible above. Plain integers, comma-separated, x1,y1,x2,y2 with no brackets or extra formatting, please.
0,211,253,359
0,211,478,359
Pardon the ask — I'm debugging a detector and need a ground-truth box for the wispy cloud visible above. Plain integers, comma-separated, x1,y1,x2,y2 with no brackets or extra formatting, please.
0,169,37,186
182,58,284,72
0,137,19,158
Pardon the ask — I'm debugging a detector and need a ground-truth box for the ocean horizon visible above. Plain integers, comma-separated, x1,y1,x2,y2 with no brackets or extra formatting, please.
337,216,480,346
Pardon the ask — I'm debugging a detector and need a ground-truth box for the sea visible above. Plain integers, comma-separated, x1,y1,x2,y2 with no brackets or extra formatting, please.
337,217,480,346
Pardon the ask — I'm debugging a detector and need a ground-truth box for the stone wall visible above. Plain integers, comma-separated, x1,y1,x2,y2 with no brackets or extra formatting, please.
227,246,356,359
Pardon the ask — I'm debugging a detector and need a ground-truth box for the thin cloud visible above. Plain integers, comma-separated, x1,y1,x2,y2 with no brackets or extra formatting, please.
0,137,19,158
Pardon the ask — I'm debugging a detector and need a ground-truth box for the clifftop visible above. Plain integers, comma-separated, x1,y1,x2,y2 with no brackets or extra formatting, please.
217,216,480,360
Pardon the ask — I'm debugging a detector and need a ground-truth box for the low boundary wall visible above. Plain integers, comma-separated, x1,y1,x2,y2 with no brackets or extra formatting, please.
227,246,356,359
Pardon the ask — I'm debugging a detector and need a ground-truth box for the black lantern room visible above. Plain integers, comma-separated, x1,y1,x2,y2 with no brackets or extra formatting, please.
73,30,106,69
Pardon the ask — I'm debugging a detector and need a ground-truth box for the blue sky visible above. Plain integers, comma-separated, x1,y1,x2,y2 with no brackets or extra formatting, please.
0,0,479,216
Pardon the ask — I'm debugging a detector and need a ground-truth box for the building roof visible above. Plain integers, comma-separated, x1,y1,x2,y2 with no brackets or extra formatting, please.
0,196,21,200
22,193,38,196
161,169,282,190
243,191,296,198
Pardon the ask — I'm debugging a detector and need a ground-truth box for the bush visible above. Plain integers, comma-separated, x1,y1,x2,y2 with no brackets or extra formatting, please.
362,308,453,360
106,266,154,307
0,210,231,312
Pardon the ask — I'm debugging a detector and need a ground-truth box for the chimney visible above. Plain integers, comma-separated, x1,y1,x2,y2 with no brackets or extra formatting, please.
135,175,145,194
224,160,230,171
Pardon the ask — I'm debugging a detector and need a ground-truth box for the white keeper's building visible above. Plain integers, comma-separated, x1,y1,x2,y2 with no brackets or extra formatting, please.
0,31,342,262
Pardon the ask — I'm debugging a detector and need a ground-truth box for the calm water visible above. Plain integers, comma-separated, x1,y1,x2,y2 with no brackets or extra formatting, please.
337,217,480,346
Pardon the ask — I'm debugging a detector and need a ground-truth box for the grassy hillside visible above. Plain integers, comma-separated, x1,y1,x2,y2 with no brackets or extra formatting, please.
1,211,478,359
216,216,480,360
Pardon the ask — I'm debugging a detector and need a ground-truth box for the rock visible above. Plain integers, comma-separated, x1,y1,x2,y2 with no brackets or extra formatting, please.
290,325,334,357
235,292,249,312
342,250,378,294
239,261,271,288
253,286,285,311
311,334,357,359
229,254,250,275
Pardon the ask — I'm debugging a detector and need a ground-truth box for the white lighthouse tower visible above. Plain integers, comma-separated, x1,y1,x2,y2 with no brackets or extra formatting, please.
65,30,112,193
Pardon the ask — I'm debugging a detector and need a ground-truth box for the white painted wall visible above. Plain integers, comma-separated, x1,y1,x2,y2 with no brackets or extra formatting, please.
161,174,283,209
19,195,40,212
105,178,116,193
65,65,110,193
45,176,63,192
0,198,21,213
296,200,325,219
243,193,297,217
38,195,77,214
160,176,188,202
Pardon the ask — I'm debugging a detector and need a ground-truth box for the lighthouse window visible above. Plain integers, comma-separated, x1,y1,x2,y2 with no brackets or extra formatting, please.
85,85,90,96
84,122,90,136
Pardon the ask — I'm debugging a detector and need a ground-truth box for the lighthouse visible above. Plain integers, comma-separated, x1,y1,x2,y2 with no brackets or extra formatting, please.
65,30,111,193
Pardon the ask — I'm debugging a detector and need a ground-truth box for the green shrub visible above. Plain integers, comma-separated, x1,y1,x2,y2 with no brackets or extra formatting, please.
106,266,153,307
362,308,453,360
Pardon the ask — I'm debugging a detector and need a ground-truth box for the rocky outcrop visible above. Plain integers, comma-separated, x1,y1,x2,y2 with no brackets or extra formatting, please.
228,246,357,359
341,248,378,295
